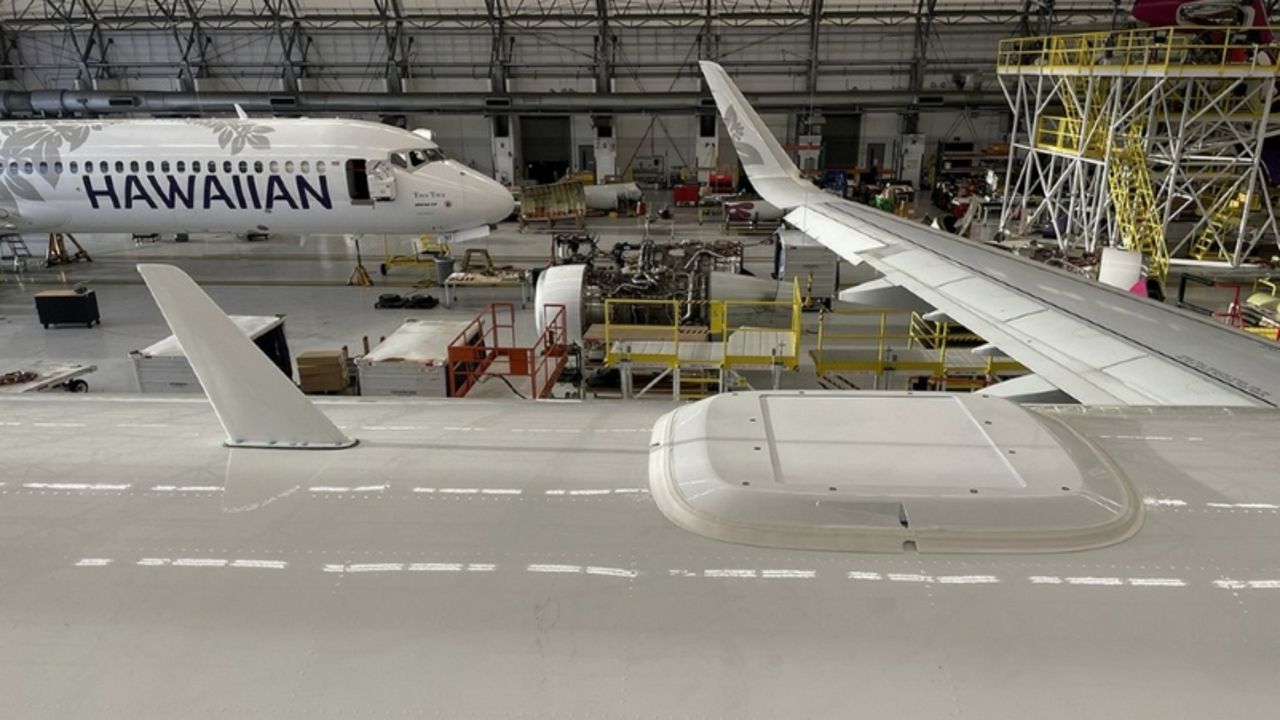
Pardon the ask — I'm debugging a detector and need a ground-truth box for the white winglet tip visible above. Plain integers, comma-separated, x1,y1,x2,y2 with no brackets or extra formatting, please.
138,263,357,450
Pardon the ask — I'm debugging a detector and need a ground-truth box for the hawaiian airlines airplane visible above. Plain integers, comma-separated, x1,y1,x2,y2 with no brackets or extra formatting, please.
0,115,514,240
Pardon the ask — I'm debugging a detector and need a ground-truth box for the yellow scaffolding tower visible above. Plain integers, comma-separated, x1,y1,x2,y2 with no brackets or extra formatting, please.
997,26,1280,274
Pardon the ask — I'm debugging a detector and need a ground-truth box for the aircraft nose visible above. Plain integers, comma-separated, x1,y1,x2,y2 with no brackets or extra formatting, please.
476,174,515,225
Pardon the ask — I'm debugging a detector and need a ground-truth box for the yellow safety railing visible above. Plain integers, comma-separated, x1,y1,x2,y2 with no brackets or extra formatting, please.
721,280,803,370
604,280,803,371
1034,114,1112,157
997,26,1280,76
812,308,1025,378
603,298,682,368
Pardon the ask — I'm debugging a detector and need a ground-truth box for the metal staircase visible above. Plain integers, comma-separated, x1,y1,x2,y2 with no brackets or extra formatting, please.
0,234,32,273
1190,191,1243,261
1107,125,1169,283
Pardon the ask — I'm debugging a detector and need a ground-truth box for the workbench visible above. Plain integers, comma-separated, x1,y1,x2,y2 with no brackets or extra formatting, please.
442,271,532,309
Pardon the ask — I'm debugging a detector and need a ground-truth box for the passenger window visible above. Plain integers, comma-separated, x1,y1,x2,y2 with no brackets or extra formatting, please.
317,160,326,174
23,162,33,174
38,161,48,174
130,161,139,172
145,161,155,172
207,161,216,173
269,160,279,173
300,161,310,173
115,161,124,173
285,160,295,173
161,161,170,172
238,160,248,173
223,161,232,173
54,161,63,174
7,163,16,176
100,161,109,173
253,161,263,173
69,161,78,173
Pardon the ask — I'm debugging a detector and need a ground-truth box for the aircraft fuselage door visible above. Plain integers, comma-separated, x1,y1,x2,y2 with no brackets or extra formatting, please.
367,160,397,202
346,159,372,205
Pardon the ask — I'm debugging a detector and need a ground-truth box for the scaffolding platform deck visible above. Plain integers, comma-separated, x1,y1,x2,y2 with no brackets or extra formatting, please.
810,346,1015,374
611,329,794,370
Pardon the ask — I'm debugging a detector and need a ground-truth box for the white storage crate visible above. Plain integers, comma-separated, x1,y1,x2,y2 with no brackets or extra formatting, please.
774,228,840,302
131,315,289,393
356,319,473,397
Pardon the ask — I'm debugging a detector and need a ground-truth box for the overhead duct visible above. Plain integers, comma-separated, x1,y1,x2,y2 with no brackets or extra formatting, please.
0,89,1007,118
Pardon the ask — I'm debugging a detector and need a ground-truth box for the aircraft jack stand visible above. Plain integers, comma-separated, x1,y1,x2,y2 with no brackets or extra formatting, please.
347,238,374,287
459,248,495,274
45,233,92,268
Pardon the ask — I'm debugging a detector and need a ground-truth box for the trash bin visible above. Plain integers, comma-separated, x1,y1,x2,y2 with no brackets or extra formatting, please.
434,256,457,285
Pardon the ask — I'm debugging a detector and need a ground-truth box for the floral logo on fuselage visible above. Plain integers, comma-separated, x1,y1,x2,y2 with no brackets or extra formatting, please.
0,123,101,209
186,119,274,154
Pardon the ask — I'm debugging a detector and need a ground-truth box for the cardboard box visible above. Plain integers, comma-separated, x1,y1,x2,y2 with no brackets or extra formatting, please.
297,349,349,393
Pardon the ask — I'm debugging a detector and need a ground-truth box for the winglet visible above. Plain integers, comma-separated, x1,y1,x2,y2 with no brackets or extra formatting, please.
138,264,356,450
234,103,249,120
699,61,817,209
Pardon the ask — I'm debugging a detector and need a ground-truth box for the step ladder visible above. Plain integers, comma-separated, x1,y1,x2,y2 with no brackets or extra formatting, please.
0,234,33,273
676,368,720,401
1190,191,1241,261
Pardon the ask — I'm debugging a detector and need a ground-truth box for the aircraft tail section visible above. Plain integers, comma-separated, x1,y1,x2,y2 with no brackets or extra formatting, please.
138,264,356,449
699,61,818,209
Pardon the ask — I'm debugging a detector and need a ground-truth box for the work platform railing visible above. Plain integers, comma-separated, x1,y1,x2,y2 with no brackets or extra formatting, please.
603,280,803,372
601,281,802,400
447,303,568,399
997,26,1280,76
811,308,1024,386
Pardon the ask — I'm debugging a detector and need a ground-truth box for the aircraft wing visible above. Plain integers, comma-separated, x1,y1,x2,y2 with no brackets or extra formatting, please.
700,61,1280,407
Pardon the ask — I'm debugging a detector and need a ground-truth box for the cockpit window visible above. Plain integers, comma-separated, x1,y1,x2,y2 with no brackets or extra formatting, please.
390,147,446,171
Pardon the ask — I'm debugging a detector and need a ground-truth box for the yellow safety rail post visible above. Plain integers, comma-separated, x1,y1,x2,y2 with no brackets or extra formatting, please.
603,298,682,369
719,279,804,371
811,307,908,377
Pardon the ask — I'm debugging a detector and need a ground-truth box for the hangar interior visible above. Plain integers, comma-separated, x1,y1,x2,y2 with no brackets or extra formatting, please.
1,0,1276,402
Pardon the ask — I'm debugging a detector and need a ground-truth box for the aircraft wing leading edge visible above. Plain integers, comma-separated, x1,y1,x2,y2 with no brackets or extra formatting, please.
699,61,1280,407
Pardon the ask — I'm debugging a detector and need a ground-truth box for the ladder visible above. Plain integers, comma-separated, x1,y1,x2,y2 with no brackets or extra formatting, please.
0,234,33,273
675,367,720,401
1107,126,1170,284
1190,191,1241,261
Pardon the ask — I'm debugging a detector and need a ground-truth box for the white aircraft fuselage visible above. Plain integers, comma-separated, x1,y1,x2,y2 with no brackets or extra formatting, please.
0,117,514,236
